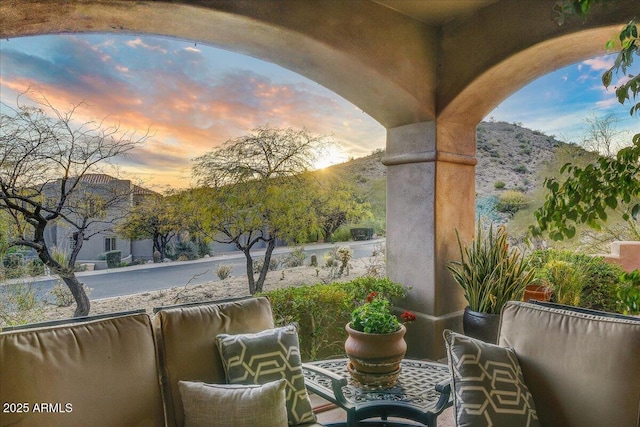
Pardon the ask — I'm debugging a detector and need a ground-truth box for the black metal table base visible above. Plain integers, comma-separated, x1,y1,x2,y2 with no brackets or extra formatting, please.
303,358,453,427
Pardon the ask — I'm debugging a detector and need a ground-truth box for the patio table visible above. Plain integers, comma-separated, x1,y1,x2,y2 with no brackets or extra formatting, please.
302,358,452,427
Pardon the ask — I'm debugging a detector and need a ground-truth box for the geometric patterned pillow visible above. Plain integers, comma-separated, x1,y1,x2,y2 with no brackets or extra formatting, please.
443,330,541,427
216,325,316,426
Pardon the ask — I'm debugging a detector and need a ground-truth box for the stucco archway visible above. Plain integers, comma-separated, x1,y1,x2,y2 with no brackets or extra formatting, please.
1,0,636,358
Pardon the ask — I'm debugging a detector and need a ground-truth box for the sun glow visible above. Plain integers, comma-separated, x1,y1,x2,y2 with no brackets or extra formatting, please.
313,146,349,170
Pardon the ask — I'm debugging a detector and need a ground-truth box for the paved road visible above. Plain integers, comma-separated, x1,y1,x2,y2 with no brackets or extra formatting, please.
16,239,384,300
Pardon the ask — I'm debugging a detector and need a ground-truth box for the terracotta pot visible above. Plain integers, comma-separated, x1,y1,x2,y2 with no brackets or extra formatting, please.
523,284,553,302
462,306,500,343
344,323,407,389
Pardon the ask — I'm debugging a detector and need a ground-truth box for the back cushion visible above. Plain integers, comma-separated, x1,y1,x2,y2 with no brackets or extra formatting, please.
499,301,640,427
153,297,275,427
0,313,164,427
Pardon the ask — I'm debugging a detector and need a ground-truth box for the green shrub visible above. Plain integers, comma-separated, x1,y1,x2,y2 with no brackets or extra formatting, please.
526,250,623,312
260,277,406,361
513,165,528,174
330,225,352,243
105,250,121,268
618,270,640,315
494,181,506,190
170,240,198,261
496,190,528,215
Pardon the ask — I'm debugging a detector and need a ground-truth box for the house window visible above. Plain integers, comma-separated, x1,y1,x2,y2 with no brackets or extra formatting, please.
105,237,117,252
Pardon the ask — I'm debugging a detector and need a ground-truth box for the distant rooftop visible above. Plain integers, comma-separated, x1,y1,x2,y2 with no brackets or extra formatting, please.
79,173,158,196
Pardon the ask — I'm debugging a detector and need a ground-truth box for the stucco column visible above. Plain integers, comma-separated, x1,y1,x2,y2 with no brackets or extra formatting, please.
383,121,476,359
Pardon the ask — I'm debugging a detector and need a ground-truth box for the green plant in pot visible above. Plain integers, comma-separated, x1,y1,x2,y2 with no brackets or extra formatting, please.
345,291,416,389
447,222,536,343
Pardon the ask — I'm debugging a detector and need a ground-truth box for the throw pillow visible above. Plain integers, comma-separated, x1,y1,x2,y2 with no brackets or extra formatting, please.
216,325,316,426
178,380,288,427
443,330,540,427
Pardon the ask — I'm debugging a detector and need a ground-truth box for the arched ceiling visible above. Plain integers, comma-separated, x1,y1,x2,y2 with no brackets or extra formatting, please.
1,0,637,129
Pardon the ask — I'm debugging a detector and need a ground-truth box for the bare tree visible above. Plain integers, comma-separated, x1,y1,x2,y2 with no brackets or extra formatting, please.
0,92,148,316
581,112,628,157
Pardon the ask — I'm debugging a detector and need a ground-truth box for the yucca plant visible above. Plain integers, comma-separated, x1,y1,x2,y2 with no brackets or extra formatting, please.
447,222,536,314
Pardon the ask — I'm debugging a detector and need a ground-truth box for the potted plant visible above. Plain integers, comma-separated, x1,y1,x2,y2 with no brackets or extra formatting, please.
447,222,536,343
345,291,416,389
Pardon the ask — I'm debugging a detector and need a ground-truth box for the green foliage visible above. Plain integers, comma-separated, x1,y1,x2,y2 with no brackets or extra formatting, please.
526,249,623,312
0,282,46,328
105,250,121,268
189,125,325,294
496,190,528,215
618,270,640,314
512,165,528,174
494,181,506,190
116,194,185,260
350,296,399,334
260,276,406,361
215,264,232,280
330,225,352,243
447,222,536,314
534,11,639,241
169,239,198,261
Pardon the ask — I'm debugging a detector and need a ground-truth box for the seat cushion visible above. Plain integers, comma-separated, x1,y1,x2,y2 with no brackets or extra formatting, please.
179,380,288,427
0,313,165,427
444,330,540,427
153,297,275,427
498,301,640,427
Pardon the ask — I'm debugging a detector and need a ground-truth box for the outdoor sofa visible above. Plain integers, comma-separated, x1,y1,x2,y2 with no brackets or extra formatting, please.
444,300,640,427
0,296,329,427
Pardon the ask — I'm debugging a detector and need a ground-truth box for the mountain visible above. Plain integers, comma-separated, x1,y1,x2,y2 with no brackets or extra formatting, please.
327,121,574,196
323,121,592,230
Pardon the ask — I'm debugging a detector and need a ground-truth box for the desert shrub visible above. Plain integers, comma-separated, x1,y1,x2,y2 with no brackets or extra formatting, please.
261,276,406,361
169,240,198,261
527,250,622,312
494,181,506,190
0,282,46,328
475,196,500,223
513,165,528,174
496,190,528,215
253,256,280,274
105,250,121,268
26,259,45,277
282,247,306,268
196,239,212,258
48,282,93,308
215,264,233,280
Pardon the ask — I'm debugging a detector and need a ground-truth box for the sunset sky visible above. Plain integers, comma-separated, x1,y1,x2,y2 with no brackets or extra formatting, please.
1,33,637,190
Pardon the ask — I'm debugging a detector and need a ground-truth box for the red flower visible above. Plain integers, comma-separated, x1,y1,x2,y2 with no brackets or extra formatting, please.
366,291,378,302
401,310,416,323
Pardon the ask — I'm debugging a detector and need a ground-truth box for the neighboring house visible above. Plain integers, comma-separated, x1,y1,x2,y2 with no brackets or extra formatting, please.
43,174,158,269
